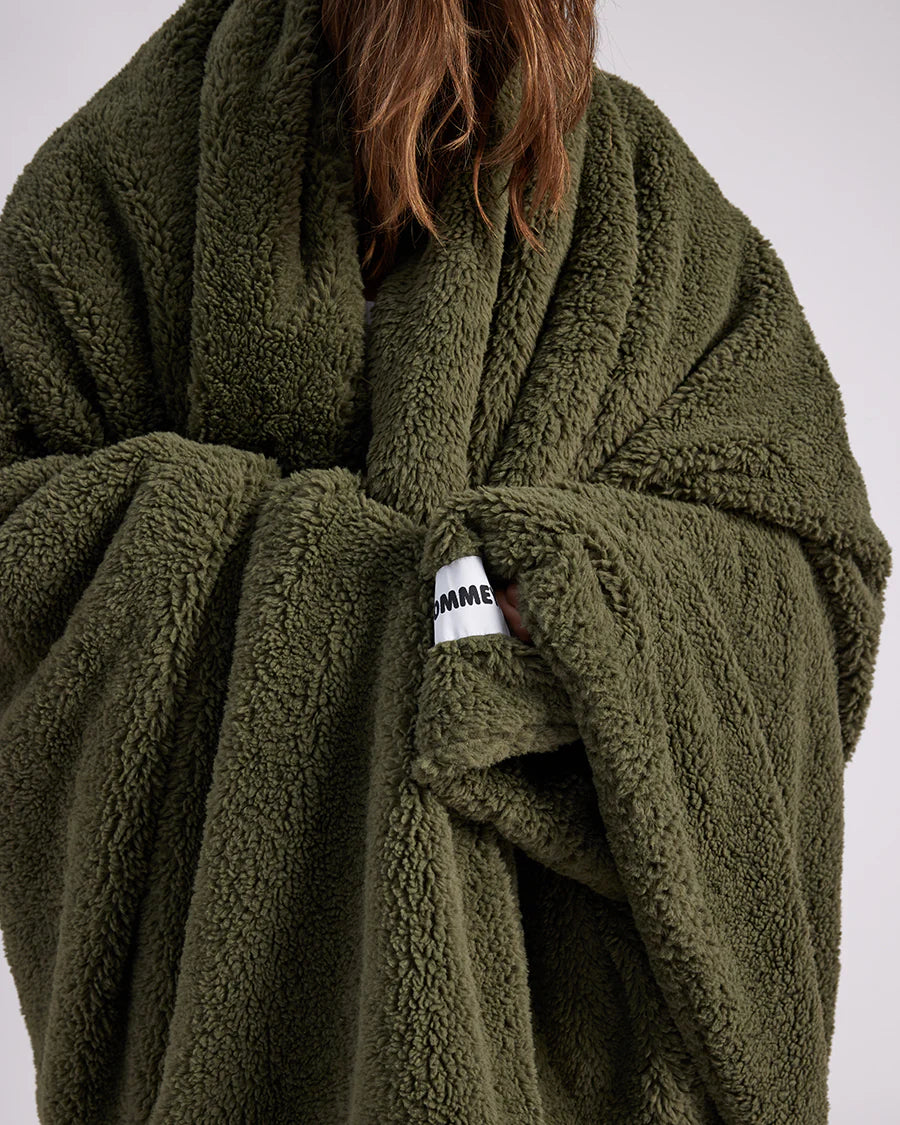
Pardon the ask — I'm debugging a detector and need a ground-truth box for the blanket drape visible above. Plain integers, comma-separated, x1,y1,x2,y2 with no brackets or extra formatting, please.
0,1,891,1123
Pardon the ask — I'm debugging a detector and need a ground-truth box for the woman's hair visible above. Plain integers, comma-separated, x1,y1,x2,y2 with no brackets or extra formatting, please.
320,0,599,282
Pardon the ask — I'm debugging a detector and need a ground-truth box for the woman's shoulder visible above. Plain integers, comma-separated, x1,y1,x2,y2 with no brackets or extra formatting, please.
590,64,705,157
585,63,750,234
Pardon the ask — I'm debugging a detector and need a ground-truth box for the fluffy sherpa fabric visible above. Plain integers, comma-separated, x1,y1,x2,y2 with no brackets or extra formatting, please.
0,1,892,1122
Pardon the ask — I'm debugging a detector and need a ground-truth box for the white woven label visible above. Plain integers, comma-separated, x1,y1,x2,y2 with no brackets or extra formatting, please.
432,555,512,645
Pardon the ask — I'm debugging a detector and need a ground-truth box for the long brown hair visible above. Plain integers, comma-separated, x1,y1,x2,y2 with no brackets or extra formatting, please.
320,0,599,289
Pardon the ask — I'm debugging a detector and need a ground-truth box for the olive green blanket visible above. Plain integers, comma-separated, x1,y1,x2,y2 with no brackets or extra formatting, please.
0,1,891,1122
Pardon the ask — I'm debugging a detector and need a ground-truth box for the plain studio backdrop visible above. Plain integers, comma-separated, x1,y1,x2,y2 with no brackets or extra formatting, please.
0,2,896,1121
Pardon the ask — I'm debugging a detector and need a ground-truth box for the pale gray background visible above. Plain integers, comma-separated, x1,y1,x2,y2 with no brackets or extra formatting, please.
0,1,896,1121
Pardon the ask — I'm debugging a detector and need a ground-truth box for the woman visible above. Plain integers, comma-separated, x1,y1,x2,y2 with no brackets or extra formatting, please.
0,2,890,1123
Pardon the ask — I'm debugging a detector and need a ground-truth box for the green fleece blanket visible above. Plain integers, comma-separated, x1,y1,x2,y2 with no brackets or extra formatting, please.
0,1,891,1122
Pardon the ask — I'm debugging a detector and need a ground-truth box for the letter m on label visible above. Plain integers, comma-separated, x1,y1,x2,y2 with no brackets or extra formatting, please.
457,584,482,607
439,590,459,614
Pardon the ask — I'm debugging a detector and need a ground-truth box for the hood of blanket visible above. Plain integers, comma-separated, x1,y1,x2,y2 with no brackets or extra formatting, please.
164,0,590,525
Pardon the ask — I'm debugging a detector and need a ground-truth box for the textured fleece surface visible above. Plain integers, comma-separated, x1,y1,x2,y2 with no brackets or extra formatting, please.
0,1,891,1123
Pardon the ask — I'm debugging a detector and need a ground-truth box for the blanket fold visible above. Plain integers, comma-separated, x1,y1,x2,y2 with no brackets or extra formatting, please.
0,1,891,1122
413,479,864,1123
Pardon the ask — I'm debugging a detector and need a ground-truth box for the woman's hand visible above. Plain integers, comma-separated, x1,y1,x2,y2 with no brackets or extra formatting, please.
493,581,533,645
